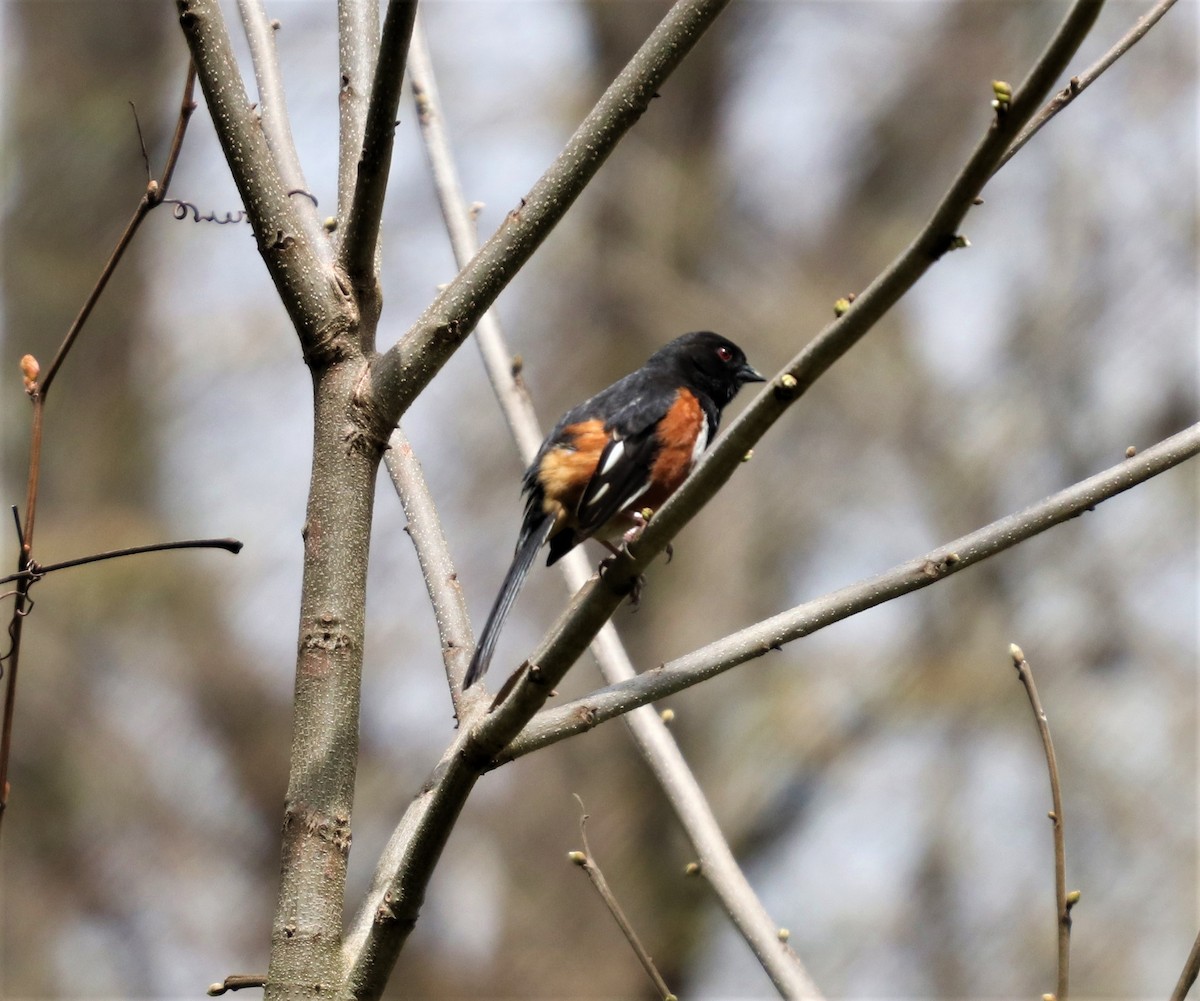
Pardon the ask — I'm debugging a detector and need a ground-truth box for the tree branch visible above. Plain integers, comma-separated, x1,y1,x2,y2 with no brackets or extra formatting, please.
571,799,677,1001
507,423,1200,756
467,0,1110,731
337,0,381,231
1171,928,1200,1001
1009,644,1074,1001
175,0,357,367
406,25,822,997
235,0,329,261
338,0,418,323
2,62,198,833
383,426,479,719
367,0,733,427
997,0,1180,173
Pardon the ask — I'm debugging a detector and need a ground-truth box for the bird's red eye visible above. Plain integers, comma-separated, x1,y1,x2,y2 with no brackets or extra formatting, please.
716,346,733,362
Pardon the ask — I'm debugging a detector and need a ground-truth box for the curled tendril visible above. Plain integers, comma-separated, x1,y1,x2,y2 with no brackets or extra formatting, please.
164,199,249,225
162,190,317,224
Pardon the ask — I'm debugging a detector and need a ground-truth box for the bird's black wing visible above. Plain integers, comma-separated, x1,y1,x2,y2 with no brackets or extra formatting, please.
571,369,679,537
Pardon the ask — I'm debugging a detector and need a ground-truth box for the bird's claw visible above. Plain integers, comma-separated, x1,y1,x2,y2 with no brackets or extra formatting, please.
597,555,646,609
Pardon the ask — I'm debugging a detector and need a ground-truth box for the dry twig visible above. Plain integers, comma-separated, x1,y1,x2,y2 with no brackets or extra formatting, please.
1010,644,1075,1001
570,797,677,1001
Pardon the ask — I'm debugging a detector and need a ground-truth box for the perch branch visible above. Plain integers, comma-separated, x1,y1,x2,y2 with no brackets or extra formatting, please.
466,0,1109,731
506,422,1200,756
407,25,821,997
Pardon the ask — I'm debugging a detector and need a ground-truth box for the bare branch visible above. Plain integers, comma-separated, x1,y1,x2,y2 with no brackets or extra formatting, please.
470,0,1110,727
338,0,418,317
571,798,677,1001
508,422,1200,755
235,0,328,261
175,0,356,366
41,63,196,401
367,0,733,426
406,17,543,460
1171,930,1200,1001
207,974,268,996
407,26,822,997
1009,644,1074,1001
383,427,479,718
997,0,1180,172
0,537,241,586
337,0,381,228
1,61,199,832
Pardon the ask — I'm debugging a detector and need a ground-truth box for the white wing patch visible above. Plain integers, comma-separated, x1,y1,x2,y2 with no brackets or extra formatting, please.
598,439,626,476
690,422,711,468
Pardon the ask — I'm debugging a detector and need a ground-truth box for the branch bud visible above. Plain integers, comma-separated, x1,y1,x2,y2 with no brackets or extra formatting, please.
20,354,39,394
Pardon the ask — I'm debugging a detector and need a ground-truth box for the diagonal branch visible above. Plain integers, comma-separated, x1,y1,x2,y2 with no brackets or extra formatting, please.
2,62,198,833
338,0,418,320
175,0,356,366
235,0,329,261
505,422,1200,756
997,0,1180,173
383,426,477,719
471,0,1109,729
406,24,822,996
367,0,733,427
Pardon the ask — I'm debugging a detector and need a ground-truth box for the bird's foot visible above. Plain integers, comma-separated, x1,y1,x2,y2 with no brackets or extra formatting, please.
598,553,647,609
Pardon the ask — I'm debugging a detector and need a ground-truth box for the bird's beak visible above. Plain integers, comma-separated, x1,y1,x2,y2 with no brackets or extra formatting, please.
740,362,766,383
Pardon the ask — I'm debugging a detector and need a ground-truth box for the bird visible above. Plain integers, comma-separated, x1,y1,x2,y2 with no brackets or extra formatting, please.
463,331,765,689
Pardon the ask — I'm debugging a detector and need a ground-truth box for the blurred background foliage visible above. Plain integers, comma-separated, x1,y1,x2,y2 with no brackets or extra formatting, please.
1,1,1196,997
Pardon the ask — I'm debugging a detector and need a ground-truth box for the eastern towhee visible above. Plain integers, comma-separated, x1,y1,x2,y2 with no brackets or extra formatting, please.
464,331,764,689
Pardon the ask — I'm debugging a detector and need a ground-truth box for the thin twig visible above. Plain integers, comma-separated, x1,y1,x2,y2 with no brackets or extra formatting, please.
996,0,1180,173
383,427,476,719
407,25,821,997
1010,644,1073,1001
1170,929,1200,1001
40,65,197,402
0,61,199,832
570,796,677,1001
506,422,1200,757
0,537,242,586
207,974,268,996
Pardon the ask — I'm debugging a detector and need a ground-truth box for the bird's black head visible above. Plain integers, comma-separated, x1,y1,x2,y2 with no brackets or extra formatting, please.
651,331,765,410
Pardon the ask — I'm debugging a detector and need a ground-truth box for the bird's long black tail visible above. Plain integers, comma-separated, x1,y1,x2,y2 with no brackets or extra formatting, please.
464,515,554,689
